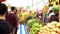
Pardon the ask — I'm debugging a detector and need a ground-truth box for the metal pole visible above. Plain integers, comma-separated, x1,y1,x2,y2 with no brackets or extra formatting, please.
37,3,38,8
32,0,33,9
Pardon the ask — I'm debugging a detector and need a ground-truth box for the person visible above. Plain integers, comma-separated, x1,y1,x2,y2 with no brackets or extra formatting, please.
48,10,58,22
6,6,18,34
0,3,13,34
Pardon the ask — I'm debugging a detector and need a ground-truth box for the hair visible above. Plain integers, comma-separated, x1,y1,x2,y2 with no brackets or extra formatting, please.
56,1,59,5
0,3,8,15
11,6,16,11
14,9,17,14
49,10,52,14
49,4,53,7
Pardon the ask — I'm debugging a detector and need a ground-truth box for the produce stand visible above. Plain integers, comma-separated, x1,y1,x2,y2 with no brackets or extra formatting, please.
16,0,60,34
1,0,60,34
38,21,60,34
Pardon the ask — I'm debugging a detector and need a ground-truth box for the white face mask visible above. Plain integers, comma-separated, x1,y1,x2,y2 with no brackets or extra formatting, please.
39,16,41,18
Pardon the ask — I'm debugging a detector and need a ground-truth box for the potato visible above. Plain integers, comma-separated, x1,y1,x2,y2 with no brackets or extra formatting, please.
47,31,51,34
47,23,51,26
47,25,55,29
58,33,60,34
38,32,42,34
39,22,60,34
40,30,45,33
42,30,47,33
56,28,60,33
46,28,51,32
51,31,57,34
47,24,52,28
52,28,57,32
42,32,47,34
42,26,48,30
51,21,58,25
56,23,60,28
41,27,45,30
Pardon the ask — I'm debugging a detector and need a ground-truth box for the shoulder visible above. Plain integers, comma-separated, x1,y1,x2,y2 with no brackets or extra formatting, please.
0,19,11,26
0,19,13,33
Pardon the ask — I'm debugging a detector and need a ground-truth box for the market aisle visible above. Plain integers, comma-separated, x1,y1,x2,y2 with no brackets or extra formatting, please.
17,24,28,34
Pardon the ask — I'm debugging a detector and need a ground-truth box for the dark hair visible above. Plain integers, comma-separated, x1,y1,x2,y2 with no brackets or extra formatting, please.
11,6,16,11
0,3,8,15
49,10,52,14
14,9,17,14
49,4,53,7
56,1,59,5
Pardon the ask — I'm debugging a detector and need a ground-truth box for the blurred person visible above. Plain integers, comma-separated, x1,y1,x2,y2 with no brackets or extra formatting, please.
14,9,18,34
15,9,17,14
0,3,13,34
48,10,58,22
15,9,18,17
6,6,18,34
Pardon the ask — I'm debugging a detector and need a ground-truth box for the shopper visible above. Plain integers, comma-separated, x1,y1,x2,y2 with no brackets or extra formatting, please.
0,3,13,34
6,6,18,34
48,10,58,22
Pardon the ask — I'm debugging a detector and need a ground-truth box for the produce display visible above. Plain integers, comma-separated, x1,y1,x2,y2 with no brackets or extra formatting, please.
26,15,33,21
18,12,31,23
38,21,60,34
26,18,42,34
27,19,40,28
49,0,59,6
30,23,42,34
52,6,58,12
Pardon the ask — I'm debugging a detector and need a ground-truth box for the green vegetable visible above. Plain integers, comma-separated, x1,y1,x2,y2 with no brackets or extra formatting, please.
26,16,33,21
27,19,40,28
52,6,58,12
30,23,42,34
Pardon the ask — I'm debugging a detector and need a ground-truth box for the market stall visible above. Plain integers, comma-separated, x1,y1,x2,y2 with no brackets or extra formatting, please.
1,0,60,34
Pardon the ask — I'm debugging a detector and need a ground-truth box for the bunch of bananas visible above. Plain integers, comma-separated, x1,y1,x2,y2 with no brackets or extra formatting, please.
18,12,31,23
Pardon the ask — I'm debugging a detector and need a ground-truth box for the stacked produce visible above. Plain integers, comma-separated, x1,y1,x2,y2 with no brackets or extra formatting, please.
27,19,41,28
18,12,31,23
27,19,42,34
38,21,60,34
29,23,42,34
52,6,58,12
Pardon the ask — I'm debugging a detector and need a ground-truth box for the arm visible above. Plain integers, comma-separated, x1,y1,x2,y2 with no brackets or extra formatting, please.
13,14,18,27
